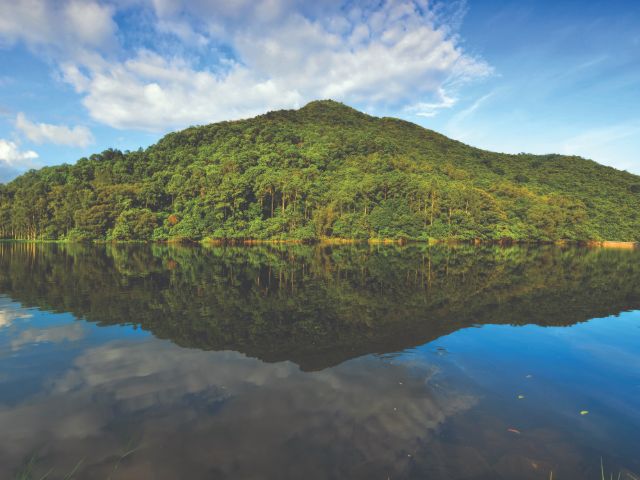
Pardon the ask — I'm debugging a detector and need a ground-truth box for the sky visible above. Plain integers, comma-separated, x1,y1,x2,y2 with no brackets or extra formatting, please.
0,0,639,183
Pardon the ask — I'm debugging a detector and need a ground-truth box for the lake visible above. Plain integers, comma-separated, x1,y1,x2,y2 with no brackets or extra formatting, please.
0,243,639,479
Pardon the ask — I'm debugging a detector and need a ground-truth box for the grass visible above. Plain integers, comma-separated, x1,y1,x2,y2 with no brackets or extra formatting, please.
13,455,82,480
547,458,640,480
13,440,141,480
599,457,640,480
14,449,640,479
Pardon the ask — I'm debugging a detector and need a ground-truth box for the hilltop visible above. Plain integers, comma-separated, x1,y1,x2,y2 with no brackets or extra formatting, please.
1,100,639,242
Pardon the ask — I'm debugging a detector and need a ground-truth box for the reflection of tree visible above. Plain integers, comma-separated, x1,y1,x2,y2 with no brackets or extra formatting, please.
1,243,639,370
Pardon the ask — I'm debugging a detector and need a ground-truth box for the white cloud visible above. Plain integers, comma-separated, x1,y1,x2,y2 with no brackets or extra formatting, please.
57,0,490,131
443,90,498,141
560,123,640,155
451,91,496,124
0,139,39,168
61,51,303,131
0,0,491,132
155,18,209,47
0,0,117,56
559,123,640,172
16,113,94,147
405,88,458,117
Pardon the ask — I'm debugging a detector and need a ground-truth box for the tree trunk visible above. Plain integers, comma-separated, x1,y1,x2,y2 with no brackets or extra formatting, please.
430,192,436,226
270,188,274,217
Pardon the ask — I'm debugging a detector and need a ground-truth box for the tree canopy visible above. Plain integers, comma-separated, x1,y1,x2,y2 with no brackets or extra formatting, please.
1,100,639,242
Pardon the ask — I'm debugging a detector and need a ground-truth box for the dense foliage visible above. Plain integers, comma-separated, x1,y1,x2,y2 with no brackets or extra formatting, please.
1,100,639,242
2,243,640,370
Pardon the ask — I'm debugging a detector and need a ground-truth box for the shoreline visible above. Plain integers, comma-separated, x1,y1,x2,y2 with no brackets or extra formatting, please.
1,238,638,249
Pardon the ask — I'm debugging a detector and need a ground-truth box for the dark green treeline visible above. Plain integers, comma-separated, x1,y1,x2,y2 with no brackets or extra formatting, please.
1,243,639,370
1,101,639,242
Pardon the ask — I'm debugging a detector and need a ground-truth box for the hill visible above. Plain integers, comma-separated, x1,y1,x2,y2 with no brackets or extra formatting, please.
1,100,639,242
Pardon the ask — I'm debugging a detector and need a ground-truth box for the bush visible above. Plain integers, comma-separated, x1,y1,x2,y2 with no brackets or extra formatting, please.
66,228,94,242
369,199,422,239
331,213,370,239
110,208,158,241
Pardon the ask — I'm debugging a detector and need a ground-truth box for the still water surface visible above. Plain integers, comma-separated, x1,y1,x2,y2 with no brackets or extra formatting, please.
0,243,639,479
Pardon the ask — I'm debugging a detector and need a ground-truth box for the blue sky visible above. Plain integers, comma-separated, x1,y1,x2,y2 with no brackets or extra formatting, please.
0,0,638,183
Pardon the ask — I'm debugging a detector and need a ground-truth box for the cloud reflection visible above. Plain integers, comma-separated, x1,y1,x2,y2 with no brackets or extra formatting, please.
0,299,32,329
0,338,475,479
10,323,85,351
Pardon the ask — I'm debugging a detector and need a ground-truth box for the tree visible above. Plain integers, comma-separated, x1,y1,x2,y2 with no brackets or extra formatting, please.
0,100,638,242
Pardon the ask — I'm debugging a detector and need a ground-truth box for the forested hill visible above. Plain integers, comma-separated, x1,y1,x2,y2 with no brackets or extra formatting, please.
1,100,639,242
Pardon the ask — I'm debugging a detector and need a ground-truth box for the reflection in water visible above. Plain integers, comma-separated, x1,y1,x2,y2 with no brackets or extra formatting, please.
0,339,475,479
1,243,640,369
0,243,639,479
0,301,31,328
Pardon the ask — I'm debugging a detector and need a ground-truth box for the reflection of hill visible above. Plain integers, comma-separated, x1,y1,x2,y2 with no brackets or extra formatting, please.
1,243,639,371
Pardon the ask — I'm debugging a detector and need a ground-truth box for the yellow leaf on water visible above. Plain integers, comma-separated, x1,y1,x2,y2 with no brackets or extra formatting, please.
580,410,589,415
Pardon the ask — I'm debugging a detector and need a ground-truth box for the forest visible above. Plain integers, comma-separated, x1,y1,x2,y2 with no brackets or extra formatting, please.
1,100,639,242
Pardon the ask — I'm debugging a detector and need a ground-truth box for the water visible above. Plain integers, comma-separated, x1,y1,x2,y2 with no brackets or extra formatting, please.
0,243,639,479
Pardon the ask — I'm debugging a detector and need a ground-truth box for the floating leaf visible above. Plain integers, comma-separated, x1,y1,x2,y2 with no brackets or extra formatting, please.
507,428,521,434
580,410,589,415
517,395,525,399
